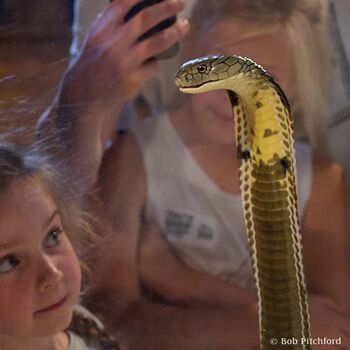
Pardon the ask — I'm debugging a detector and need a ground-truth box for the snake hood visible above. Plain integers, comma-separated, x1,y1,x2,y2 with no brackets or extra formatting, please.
175,54,291,112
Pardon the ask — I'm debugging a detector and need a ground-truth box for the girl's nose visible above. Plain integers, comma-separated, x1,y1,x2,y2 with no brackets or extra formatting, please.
36,256,63,292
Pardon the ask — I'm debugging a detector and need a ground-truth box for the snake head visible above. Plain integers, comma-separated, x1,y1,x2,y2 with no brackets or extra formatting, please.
174,54,290,112
175,54,265,93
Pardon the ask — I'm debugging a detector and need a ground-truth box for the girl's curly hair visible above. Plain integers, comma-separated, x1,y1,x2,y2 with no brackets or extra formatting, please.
0,141,101,289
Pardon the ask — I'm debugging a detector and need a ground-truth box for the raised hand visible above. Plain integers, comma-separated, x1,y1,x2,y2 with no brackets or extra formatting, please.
63,0,189,107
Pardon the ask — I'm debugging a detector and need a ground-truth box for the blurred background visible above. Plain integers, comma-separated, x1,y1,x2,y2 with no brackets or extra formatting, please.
0,0,73,142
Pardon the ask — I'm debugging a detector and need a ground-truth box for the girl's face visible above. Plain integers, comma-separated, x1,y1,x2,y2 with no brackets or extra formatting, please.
0,178,81,339
188,19,296,145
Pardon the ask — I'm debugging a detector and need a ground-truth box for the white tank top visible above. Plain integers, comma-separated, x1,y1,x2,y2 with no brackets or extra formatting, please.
132,114,313,290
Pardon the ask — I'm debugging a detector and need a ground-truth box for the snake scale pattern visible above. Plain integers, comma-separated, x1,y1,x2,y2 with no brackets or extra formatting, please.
175,55,311,349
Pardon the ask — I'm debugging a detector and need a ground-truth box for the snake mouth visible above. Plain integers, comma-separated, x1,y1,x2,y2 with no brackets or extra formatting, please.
177,81,209,91
179,85,204,93
179,85,199,91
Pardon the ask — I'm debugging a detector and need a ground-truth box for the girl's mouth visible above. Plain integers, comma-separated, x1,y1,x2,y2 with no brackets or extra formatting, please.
36,295,68,313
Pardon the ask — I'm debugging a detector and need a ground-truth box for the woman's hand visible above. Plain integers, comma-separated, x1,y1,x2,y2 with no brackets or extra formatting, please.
309,294,350,349
139,223,257,307
139,223,187,287
63,0,189,108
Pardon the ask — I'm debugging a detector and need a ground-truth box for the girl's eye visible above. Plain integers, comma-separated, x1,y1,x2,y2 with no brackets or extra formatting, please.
45,227,63,248
0,255,20,273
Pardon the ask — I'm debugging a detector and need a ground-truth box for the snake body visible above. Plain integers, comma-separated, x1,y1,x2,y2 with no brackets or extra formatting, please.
175,55,311,349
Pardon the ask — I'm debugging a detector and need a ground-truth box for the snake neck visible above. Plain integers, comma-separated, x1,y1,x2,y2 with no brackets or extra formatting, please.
231,83,311,350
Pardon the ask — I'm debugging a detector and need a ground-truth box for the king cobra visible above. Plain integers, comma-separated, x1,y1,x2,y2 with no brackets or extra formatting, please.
175,55,311,349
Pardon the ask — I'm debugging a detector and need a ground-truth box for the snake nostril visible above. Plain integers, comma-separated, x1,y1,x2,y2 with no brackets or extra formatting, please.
174,72,191,87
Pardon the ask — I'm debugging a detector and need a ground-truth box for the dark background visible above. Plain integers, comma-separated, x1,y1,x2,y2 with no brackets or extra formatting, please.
0,0,74,142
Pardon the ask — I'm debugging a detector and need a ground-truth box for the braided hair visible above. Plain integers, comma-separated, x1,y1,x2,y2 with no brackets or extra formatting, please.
67,310,122,350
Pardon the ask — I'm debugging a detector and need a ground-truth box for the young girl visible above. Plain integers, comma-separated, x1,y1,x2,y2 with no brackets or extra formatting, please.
0,143,119,350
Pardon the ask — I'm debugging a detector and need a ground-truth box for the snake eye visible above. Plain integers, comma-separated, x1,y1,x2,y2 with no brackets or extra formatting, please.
197,65,207,74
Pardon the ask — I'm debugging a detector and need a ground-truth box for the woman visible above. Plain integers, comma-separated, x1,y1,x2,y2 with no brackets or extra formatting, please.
99,1,350,349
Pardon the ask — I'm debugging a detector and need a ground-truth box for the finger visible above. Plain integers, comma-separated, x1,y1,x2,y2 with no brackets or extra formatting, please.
134,18,190,64
311,295,349,315
141,222,162,235
109,0,141,23
337,331,350,350
140,222,159,239
341,326,350,337
324,299,350,316
127,0,186,41
89,0,141,40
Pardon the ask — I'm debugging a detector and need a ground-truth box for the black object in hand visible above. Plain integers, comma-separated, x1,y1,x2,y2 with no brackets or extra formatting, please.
123,0,180,59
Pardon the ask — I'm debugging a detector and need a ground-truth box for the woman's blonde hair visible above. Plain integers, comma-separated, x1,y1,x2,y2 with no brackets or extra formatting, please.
166,0,332,151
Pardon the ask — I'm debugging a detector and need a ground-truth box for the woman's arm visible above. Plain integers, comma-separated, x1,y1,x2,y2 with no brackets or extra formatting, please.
139,223,257,308
302,153,350,306
36,0,189,186
302,153,350,347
